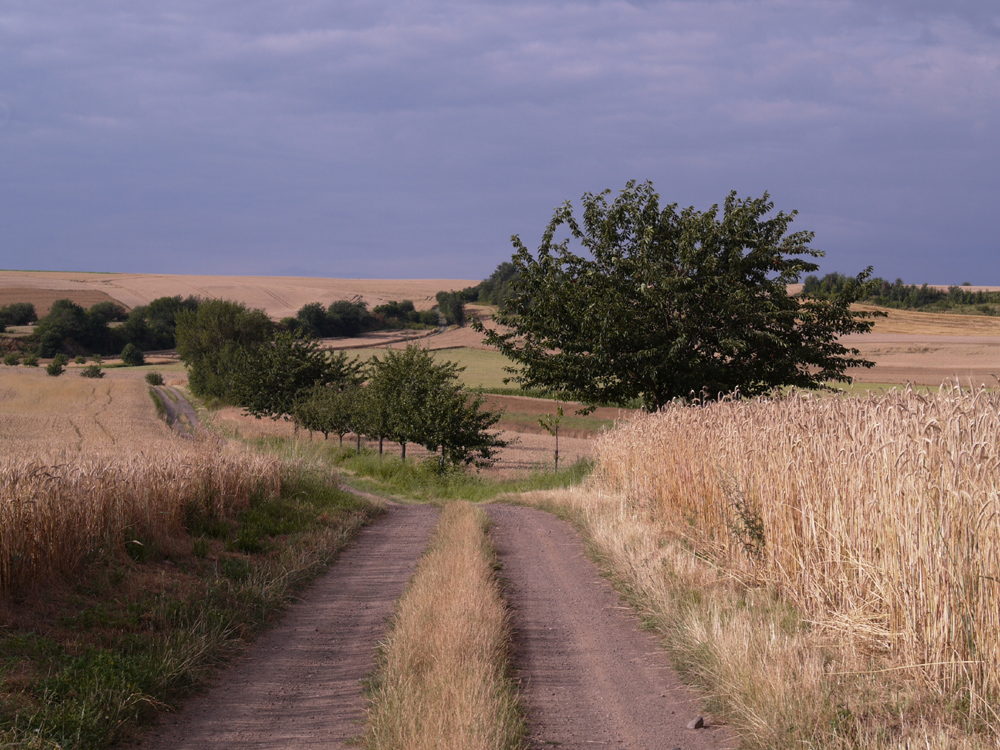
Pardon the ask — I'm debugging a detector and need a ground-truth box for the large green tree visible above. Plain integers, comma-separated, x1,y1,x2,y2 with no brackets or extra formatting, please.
475,181,880,411
175,300,273,400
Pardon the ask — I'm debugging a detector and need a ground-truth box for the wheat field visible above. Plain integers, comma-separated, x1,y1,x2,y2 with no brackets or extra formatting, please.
592,386,1000,718
0,368,282,595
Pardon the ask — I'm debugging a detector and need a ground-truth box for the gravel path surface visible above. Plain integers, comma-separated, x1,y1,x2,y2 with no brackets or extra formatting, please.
487,503,734,750
131,503,438,750
153,385,201,437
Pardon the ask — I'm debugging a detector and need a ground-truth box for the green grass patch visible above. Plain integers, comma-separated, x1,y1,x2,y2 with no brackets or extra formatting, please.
343,347,517,391
148,386,167,419
0,466,380,750
325,445,593,502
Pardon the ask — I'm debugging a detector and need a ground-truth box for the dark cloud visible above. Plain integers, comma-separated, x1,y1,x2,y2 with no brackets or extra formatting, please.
1,0,998,281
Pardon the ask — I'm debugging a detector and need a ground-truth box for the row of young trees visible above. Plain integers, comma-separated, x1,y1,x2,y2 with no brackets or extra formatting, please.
175,300,506,469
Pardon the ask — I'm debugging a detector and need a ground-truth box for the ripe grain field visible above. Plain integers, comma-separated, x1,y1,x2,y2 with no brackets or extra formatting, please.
530,385,1000,748
0,368,284,595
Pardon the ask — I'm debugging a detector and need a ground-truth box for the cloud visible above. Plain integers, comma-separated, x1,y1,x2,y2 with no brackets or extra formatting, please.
0,0,998,281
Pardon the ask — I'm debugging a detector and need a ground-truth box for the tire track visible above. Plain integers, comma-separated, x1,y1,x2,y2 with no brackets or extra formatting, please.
487,503,734,750
133,502,438,750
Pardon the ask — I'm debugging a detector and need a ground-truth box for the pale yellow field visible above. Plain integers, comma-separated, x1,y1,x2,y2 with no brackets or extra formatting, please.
0,367,174,458
0,271,478,319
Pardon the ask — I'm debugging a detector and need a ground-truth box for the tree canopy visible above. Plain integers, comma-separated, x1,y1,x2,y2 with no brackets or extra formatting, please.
475,181,880,411
175,299,273,399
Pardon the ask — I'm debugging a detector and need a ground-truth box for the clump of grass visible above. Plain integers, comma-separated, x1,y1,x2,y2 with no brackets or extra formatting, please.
363,502,524,750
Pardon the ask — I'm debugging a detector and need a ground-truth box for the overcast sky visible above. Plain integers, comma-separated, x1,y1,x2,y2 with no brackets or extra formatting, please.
2,1,998,282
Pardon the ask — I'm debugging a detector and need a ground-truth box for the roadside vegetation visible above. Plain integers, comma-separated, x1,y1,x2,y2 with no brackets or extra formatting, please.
0,369,381,749
363,501,523,750
525,384,1000,748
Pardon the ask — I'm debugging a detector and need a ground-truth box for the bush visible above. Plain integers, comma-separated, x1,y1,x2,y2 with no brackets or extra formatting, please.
74,355,87,365
120,343,145,367
46,361,65,377
145,372,164,386
23,353,39,367
0,302,38,326
2,352,19,367
80,364,105,379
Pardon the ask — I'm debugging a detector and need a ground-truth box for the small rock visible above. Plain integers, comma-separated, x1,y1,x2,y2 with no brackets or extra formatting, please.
687,715,705,729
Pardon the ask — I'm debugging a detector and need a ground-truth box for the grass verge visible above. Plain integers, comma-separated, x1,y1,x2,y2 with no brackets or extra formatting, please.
292,441,593,502
0,466,381,750
362,501,524,750
518,487,997,749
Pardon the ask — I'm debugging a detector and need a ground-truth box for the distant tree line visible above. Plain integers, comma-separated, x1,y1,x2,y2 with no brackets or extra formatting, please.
176,300,506,470
456,262,521,309
1,296,203,358
803,273,1000,315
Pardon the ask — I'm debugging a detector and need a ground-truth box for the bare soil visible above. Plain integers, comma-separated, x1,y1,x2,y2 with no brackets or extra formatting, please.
844,333,1000,386
487,503,733,749
131,502,438,750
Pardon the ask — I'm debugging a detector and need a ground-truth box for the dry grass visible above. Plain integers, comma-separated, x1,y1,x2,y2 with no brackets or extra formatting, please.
545,386,1000,746
0,368,283,595
363,502,523,750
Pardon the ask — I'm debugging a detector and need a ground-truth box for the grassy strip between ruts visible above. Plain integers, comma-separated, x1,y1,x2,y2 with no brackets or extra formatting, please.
362,501,524,750
0,466,381,750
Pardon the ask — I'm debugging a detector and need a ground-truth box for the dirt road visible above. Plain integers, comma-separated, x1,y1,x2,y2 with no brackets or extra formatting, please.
133,503,438,750
153,385,201,437
488,504,733,750
132,500,730,749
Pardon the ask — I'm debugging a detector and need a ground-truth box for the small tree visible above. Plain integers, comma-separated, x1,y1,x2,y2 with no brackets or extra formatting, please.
3,352,19,367
74,355,87,365
538,406,564,472
232,332,362,424
366,345,462,460
120,343,145,367
23,353,39,367
45,360,65,377
421,388,507,470
80,364,104,379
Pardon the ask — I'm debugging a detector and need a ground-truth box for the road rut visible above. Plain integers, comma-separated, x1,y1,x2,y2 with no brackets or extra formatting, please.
133,503,438,750
487,503,733,750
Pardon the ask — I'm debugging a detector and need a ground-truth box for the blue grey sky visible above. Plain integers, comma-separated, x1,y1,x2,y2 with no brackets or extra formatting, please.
2,1,998,282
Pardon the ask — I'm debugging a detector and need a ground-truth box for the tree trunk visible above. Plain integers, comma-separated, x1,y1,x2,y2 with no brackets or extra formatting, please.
378,437,384,456
401,441,407,460
356,434,361,454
